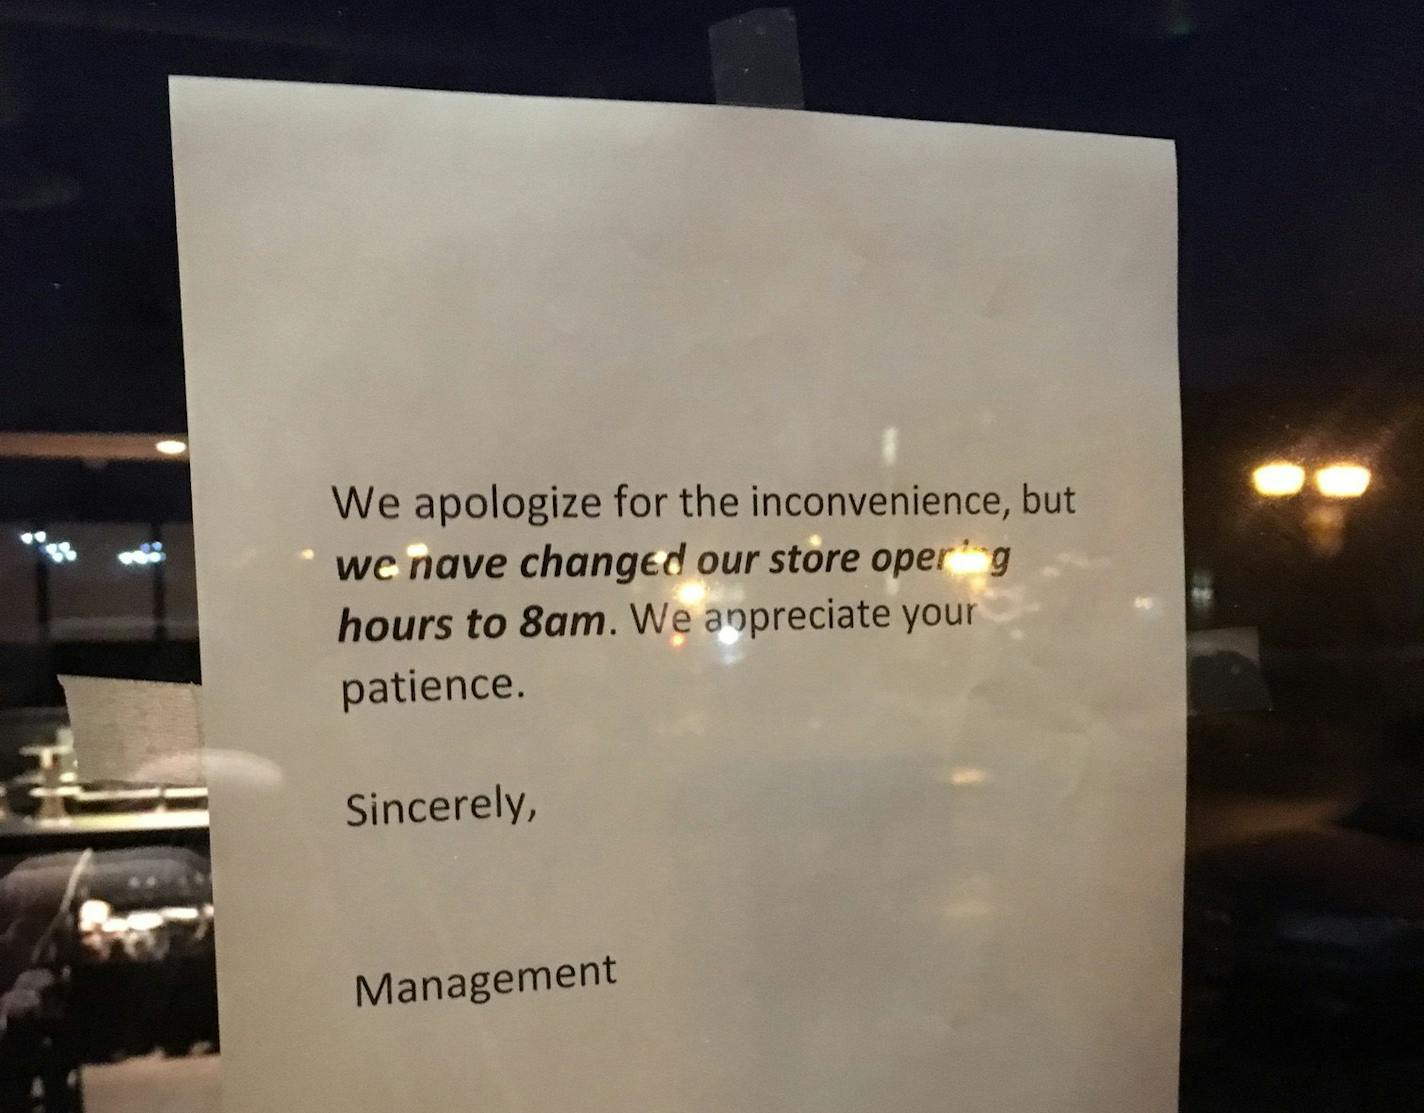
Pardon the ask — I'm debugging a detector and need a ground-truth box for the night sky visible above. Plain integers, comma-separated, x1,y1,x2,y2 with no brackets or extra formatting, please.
0,0,1421,669
3,0,1422,432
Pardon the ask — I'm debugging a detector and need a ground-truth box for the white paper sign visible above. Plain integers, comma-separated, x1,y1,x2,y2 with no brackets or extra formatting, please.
171,77,1183,1113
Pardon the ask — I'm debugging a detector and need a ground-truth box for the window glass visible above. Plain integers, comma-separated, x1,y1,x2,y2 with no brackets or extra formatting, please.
1,4,1421,1111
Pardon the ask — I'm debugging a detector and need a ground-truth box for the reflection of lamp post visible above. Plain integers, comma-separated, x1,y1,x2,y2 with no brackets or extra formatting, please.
1304,503,1348,557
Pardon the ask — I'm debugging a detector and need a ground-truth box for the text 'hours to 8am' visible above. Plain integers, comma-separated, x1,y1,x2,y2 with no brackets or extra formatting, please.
338,605,611,642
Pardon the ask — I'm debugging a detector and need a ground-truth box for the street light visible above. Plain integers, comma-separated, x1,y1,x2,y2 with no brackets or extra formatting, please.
1314,464,1370,499
1251,462,1305,497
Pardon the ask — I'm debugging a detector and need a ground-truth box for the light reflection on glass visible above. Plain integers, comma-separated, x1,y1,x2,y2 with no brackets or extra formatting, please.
1305,503,1347,557
1190,569,1214,614
944,547,992,576
675,580,707,607
881,426,898,467
973,582,1027,624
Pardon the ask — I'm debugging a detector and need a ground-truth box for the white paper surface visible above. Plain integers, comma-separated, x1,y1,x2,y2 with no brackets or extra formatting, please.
171,77,1184,1113
59,676,201,784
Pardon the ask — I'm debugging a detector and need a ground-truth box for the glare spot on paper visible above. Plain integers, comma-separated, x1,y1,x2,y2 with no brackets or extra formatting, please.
675,580,707,607
881,426,899,467
944,547,992,576
943,896,994,921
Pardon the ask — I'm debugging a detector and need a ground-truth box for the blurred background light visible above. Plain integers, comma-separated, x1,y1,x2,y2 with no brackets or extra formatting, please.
118,544,164,566
1252,461,1305,497
1314,463,1370,498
